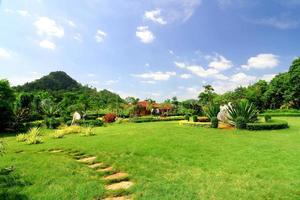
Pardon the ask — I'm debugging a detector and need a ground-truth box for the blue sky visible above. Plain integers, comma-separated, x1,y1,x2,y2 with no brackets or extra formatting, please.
0,0,299,101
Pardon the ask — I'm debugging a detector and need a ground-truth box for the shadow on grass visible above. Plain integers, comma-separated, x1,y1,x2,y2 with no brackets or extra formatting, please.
0,167,30,200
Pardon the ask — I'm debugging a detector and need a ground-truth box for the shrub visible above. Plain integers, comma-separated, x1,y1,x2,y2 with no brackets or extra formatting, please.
184,114,190,121
264,115,272,122
81,127,96,137
44,117,60,129
130,117,154,123
235,117,247,129
16,127,42,144
103,113,117,123
191,115,198,122
198,117,210,122
246,120,288,130
52,130,65,139
227,100,258,127
211,117,219,128
77,119,104,127
205,104,220,119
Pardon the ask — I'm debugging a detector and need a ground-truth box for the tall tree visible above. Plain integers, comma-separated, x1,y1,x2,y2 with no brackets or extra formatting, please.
0,80,15,131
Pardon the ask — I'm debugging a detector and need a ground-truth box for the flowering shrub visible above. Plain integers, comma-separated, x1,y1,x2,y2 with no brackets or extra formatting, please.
103,113,117,123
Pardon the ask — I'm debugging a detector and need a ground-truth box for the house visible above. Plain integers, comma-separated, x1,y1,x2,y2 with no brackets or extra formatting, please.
134,100,173,116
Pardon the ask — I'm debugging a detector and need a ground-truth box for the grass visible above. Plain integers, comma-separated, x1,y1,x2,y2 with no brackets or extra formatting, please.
1,117,300,199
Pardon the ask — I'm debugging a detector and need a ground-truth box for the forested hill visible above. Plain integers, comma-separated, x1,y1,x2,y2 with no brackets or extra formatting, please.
15,71,81,92
14,71,125,107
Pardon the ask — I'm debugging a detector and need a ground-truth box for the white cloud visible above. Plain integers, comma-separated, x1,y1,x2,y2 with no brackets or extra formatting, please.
95,29,107,43
242,54,279,70
213,72,257,93
133,71,176,81
141,80,156,84
186,65,219,77
136,26,155,43
174,62,186,68
87,73,95,77
144,9,167,25
169,50,174,55
260,74,276,82
39,40,56,50
104,80,119,85
34,17,64,38
0,48,12,59
66,20,76,28
208,54,233,71
180,74,192,79
252,16,299,30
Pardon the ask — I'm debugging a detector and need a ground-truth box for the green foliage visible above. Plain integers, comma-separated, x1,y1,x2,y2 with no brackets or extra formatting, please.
130,116,185,123
0,140,5,155
184,114,190,121
198,85,217,105
16,127,42,144
191,115,198,122
235,117,247,129
264,115,272,122
44,117,60,129
204,104,220,119
80,127,96,137
0,80,15,131
246,120,288,130
77,119,104,127
227,100,258,127
211,117,218,128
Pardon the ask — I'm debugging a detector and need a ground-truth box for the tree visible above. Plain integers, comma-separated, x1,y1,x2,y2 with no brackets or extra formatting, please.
0,80,15,131
198,85,217,105
288,57,300,108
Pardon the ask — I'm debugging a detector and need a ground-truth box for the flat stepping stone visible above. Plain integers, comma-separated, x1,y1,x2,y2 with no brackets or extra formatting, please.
50,150,63,153
88,163,103,169
97,166,113,173
105,181,134,191
103,196,132,200
104,172,128,181
77,156,97,163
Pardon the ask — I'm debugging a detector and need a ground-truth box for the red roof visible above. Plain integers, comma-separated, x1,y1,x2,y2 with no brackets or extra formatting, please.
138,101,159,108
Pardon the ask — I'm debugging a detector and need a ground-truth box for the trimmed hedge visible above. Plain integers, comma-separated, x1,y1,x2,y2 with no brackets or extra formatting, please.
77,119,104,127
246,120,288,130
260,113,300,117
130,116,185,123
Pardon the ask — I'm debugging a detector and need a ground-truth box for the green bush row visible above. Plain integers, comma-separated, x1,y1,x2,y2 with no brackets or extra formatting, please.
260,113,300,117
130,116,185,123
246,120,289,130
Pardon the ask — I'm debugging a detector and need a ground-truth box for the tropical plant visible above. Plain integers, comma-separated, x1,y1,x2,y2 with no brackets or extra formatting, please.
41,99,61,129
204,104,220,119
227,100,258,128
81,127,95,136
16,127,42,144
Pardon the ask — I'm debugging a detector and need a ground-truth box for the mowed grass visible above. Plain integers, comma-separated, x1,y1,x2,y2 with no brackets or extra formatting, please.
1,117,300,200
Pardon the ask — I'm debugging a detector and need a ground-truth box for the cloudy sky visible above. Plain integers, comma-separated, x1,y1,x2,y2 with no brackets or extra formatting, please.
0,0,299,101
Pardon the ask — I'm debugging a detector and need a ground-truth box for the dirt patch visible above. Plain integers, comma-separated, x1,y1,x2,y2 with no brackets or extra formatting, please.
105,181,134,190
104,172,128,181
77,156,97,163
219,122,235,130
88,163,103,169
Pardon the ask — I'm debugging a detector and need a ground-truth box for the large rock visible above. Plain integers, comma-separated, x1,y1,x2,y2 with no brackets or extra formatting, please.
72,111,81,125
217,103,232,124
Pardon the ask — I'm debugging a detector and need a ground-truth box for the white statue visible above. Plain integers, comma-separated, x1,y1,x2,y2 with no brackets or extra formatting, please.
72,111,81,125
217,103,232,124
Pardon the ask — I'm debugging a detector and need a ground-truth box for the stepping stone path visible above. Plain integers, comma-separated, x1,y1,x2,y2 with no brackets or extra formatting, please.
47,148,134,200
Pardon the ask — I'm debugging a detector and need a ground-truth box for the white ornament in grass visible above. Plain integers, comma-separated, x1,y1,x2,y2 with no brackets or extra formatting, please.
72,111,81,125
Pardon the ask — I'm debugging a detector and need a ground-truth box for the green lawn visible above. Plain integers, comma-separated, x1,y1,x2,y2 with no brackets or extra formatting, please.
1,117,300,200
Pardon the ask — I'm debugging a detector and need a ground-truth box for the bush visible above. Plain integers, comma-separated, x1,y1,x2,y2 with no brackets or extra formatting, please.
198,117,210,122
52,125,83,139
44,117,60,129
16,127,42,144
191,115,198,122
264,115,272,122
184,114,190,121
130,116,185,123
77,119,104,127
130,117,154,123
227,100,258,127
103,113,117,123
246,120,289,130
52,130,65,139
235,117,247,129
205,104,220,119
211,117,219,128
81,127,96,137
